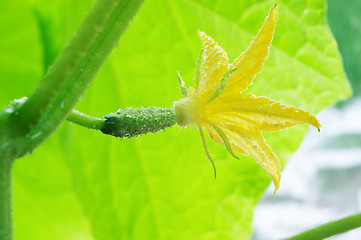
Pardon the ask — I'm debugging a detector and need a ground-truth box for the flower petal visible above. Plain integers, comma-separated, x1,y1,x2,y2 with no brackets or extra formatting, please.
197,30,229,99
234,130,281,191
210,126,281,191
225,5,278,94
207,94,321,132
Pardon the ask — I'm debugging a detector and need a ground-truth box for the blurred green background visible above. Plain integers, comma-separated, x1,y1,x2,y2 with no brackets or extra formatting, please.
328,0,361,99
0,0,357,239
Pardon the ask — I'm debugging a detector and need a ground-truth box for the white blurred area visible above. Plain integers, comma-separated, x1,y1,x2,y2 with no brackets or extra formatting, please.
250,98,361,240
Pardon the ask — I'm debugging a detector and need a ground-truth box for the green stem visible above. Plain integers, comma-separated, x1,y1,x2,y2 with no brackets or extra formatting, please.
9,0,144,156
0,157,12,240
67,110,105,130
285,212,361,240
67,107,178,138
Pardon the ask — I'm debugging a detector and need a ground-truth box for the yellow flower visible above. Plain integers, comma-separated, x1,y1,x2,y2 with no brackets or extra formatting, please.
174,5,320,191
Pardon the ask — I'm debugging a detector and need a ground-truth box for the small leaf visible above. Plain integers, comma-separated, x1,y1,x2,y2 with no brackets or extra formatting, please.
198,125,217,178
208,122,239,160
206,68,237,103
177,71,189,97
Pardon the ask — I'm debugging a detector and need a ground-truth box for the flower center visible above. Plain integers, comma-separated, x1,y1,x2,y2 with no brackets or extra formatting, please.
174,90,206,127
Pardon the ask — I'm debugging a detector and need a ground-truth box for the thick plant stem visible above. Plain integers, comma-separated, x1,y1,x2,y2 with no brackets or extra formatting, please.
0,157,12,240
7,0,144,157
285,212,361,240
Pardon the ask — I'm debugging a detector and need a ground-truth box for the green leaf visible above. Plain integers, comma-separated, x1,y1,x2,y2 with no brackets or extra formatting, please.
0,0,350,240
